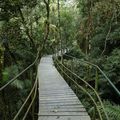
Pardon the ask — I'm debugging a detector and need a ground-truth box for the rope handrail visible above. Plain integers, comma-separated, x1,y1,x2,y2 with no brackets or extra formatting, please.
13,75,38,120
54,57,109,120
55,60,103,120
22,82,37,120
0,47,40,91
63,54,120,96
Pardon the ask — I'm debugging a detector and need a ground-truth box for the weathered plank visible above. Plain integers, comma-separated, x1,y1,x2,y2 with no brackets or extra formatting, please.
38,116,90,120
39,112,88,116
38,55,91,120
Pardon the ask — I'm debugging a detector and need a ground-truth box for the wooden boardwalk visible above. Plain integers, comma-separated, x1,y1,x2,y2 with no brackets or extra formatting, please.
38,55,90,120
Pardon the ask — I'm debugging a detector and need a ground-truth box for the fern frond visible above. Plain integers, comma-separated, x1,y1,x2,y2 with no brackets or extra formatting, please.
99,101,120,120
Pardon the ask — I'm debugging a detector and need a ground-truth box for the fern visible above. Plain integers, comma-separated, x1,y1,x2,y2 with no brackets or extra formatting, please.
100,101,120,120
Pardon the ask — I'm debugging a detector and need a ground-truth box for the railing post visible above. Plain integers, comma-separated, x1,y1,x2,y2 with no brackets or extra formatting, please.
74,59,77,82
75,85,78,96
62,59,64,78
93,107,96,120
92,68,98,120
31,93,35,120
71,59,74,75
70,59,74,87
86,65,90,81
95,68,99,91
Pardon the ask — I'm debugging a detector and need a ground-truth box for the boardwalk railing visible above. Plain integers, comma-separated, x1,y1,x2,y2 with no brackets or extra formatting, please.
1,48,119,120
0,48,40,120
54,56,109,120
62,54,120,97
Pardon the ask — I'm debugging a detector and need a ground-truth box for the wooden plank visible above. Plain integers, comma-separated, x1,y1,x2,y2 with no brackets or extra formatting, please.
39,108,86,112
39,112,88,116
39,101,81,105
38,116,90,120
39,102,81,105
39,93,75,96
39,98,79,102
39,90,73,93
40,96,78,100
39,94,75,97
39,91,75,95
40,107,85,111
39,94,76,98
38,55,91,120
39,98,80,102
39,105,85,109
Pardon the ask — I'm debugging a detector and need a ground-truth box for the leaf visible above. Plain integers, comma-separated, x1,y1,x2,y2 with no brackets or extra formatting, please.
11,80,24,89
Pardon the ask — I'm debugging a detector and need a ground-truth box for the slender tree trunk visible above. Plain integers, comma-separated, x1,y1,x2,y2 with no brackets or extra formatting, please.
41,0,50,54
57,0,61,49
17,6,35,49
0,47,3,80
101,12,115,55
0,47,7,119
57,0,63,61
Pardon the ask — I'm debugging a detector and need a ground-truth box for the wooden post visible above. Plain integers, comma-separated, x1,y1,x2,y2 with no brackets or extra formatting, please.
95,68,99,91
73,59,77,81
75,85,78,96
93,68,99,120
70,60,73,87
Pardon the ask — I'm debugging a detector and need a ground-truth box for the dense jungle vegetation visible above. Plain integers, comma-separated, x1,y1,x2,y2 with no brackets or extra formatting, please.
0,0,120,120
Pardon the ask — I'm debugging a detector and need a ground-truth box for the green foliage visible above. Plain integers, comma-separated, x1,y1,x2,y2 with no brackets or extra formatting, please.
100,101,120,120
65,46,86,59
0,0,39,119
103,48,120,83
2,65,18,83
0,0,120,119
76,0,120,93
11,80,24,89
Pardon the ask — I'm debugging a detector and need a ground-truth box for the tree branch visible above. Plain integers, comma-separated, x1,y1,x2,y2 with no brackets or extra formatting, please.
101,11,115,56
41,0,50,53
17,6,35,48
